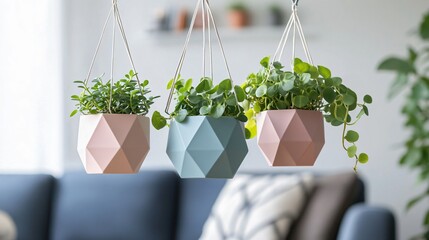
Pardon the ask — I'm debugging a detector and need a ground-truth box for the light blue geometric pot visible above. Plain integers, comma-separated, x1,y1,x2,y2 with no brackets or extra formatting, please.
166,116,248,179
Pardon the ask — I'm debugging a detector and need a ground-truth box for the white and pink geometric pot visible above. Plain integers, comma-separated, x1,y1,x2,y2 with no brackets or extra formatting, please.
257,109,325,166
77,114,150,174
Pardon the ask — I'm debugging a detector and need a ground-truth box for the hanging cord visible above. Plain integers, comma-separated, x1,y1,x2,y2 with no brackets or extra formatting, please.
273,0,314,67
165,0,202,114
83,0,145,113
84,6,113,85
109,0,117,113
165,0,236,115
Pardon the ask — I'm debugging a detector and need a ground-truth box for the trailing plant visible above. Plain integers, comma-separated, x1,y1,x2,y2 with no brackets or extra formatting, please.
378,12,429,240
242,57,372,171
152,77,247,130
228,2,248,12
70,70,158,117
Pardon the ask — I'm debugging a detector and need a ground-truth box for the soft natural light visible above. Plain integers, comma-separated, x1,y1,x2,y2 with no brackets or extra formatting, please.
0,0,63,173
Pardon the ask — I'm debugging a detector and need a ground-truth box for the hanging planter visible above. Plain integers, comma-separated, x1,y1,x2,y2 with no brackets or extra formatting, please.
70,0,158,174
257,109,324,166
152,0,248,179
242,0,373,171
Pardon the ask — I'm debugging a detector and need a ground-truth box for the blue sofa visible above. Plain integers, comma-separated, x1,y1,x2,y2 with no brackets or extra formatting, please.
0,171,395,240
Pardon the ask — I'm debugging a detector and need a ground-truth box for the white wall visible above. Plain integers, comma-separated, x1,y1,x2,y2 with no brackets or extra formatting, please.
63,0,429,239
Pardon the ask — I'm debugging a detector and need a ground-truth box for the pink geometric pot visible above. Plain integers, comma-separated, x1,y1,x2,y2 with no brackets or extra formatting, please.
77,114,150,174
257,110,325,166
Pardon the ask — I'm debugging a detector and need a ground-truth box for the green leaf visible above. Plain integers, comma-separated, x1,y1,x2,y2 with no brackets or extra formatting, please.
294,62,310,74
406,194,427,211
267,85,279,97
281,80,294,92
254,102,261,113
347,145,357,158
388,73,408,99
318,65,332,78
219,79,233,91
226,95,237,106
363,105,369,116
335,104,347,121
152,111,167,130
211,104,226,118
175,109,188,122
378,57,415,74
420,13,429,39
199,106,211,115
343,93,357,106
273,61,283,69
309,66,319,78
256,85,268,97
331,77,342,86
323,88,337,103
293,95,309,108
167,79,174,90
345,130,360,143
70,110,78,117
260,56,270,68
301,73,311,84
242,99,250,111
234,86,246,102
358,153,369,164
184,79,193,91
196,79,211,93
363,95,373,104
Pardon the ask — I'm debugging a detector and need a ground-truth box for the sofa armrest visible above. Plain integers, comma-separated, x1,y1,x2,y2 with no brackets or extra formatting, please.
337,204,396,240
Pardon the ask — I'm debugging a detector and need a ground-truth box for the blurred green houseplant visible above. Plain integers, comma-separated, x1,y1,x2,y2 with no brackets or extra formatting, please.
378,12,429,240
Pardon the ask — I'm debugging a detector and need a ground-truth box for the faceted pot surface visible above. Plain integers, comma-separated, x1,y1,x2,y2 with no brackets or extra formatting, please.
166,116,248,179
77,114,150,174
257,110,325,166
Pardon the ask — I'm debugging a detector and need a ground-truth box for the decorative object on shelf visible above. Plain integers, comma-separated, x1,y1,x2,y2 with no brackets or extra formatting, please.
152,0,248,179
269,4,284,26
378,12,429,239
241,0,372,171
228,1,250,29
71,0,158,174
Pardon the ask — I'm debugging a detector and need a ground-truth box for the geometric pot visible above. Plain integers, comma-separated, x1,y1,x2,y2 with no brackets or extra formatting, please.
166,116,248,179
257,110,325,166
77,114,150,174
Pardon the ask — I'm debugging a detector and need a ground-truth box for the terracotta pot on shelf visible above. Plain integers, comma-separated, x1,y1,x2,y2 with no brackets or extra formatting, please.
77,114,150,174
228,10,249,29
257,109,325,167
166,116,248,179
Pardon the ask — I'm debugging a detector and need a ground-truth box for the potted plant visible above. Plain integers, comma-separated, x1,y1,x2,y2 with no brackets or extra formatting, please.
71,70,158,174
378,12,429,239
228,2,249,29
152,77,249,179
242,57,372,171
269,4,284,26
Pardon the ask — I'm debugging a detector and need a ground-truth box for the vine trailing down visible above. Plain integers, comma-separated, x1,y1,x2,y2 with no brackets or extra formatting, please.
242,57,372,171
152,77,247,130
378,12,429,240
70,70,159,117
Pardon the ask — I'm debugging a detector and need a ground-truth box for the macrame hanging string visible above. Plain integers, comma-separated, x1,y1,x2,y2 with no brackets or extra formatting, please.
83,0,145,114
273,0,314,68
165,0,235,115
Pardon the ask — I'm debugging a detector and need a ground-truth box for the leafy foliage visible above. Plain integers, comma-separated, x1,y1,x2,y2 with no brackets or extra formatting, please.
378,11,429,239
242,57,372,171
152,77,247,130
71,70,158,117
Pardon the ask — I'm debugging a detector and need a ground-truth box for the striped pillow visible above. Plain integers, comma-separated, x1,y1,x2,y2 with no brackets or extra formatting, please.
200,174,314,240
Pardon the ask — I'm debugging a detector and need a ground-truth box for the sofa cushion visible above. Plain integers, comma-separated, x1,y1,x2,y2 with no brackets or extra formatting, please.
287,172,362,240
0,174,54,240
200,174,315,240
50,171,179,240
